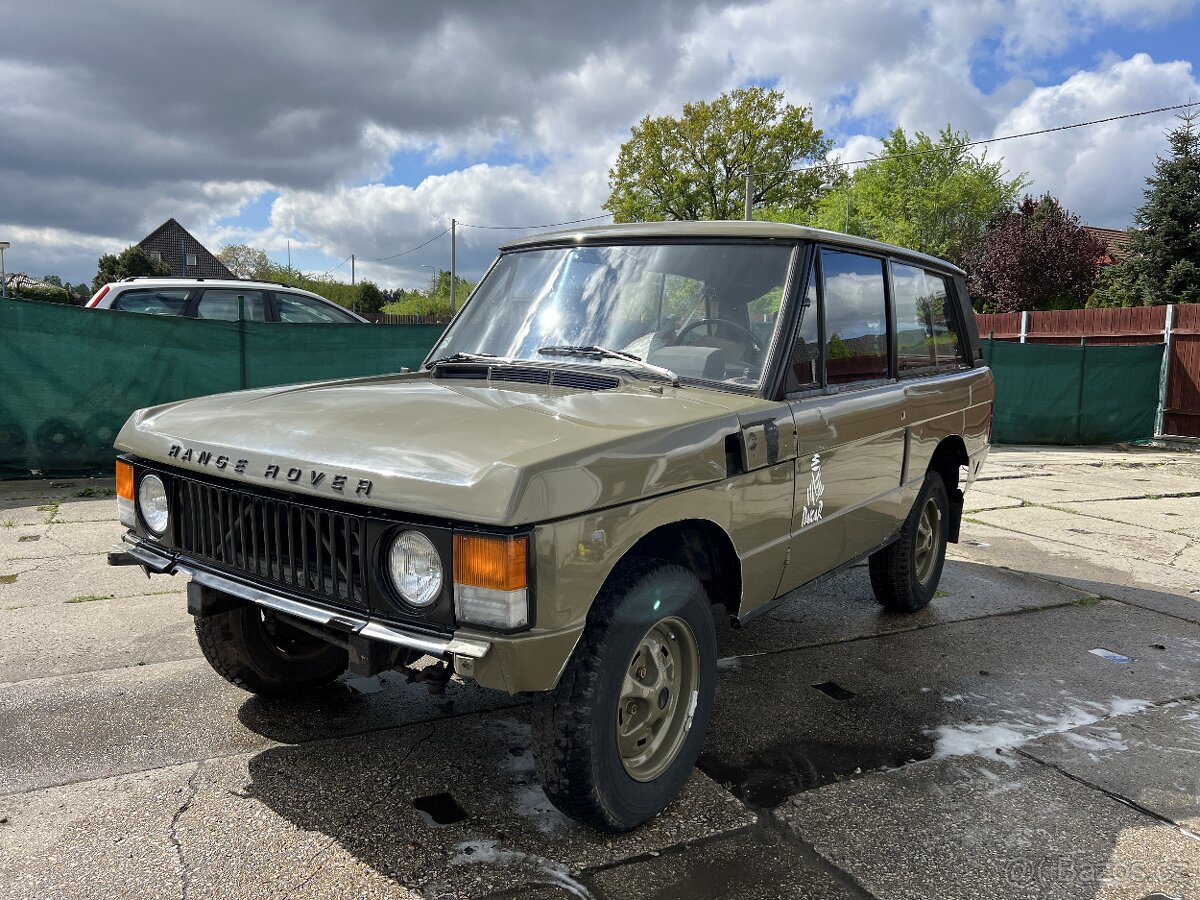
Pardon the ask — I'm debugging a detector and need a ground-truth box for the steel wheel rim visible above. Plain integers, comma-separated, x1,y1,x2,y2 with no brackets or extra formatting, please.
616,616,700,782
914,496,942,585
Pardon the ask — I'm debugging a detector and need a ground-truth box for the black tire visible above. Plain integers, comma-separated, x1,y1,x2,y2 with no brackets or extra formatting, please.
531,558,717,832
869,470,949,612
194,602,347,697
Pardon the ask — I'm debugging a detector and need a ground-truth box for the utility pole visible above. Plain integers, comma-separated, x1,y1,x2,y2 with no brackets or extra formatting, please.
744,172,754,221
449,218,457,313
287,240,292,286
351,254,356,286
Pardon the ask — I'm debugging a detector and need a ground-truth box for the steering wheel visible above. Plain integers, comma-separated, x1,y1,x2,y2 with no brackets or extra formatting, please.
674,318,765,356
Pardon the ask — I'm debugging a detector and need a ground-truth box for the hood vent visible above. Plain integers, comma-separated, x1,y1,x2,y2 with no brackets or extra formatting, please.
436,364,619,392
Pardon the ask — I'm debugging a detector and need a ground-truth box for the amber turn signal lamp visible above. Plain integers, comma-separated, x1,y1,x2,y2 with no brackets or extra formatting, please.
453,534,528,590
116,460,134,501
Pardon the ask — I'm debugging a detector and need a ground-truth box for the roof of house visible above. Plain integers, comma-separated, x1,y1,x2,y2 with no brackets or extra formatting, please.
1083,225,1134,264
137,218,233,279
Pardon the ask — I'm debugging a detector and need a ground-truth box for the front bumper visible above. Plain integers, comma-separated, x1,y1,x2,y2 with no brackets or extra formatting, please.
121,533,491,661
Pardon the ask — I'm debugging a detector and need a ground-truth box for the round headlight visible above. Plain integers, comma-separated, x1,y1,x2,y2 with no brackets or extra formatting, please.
388,531,442,607
138,474,169,535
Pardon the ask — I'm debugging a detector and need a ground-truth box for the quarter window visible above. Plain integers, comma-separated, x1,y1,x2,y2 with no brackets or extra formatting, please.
112,288,191,316
820,250,889,385
785,279,821,392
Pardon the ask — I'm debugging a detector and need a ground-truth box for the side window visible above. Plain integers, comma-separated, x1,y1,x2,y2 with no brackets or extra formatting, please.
276,292,358,323
892,263,936,373
821,250,888,385
785,278,821,392
111,289,191,316
923,272,967,368
194,289,267,321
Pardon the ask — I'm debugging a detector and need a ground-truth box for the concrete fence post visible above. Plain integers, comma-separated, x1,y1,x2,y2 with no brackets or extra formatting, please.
1019,310,1029,344
1154,304,1177,439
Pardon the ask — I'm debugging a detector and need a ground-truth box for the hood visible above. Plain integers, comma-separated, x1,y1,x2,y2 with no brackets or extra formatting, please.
115,372,765,525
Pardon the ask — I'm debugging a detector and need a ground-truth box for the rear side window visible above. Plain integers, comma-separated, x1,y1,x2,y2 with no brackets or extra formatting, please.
112,289,191,316
276,292,359,323
194,289,267,321
891,263,966,373
820,250,888,385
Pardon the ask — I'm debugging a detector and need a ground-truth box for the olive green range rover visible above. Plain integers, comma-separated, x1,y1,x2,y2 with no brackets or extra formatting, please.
111,221,993,831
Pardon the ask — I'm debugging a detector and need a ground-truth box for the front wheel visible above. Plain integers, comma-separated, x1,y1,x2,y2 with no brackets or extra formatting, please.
531,559,717,831
194,601,347,697
868,471,949,612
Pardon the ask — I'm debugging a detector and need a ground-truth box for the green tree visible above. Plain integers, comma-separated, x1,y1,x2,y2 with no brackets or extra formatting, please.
92,245,172,291
217,244,274,280
809,126,1026,267
1123,109,1200,305
357,280,385,314
42,275,63,288
605,87,832,222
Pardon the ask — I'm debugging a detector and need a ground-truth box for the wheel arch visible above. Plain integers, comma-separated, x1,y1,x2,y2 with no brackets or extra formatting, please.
927,435,968,542
610,518,742,618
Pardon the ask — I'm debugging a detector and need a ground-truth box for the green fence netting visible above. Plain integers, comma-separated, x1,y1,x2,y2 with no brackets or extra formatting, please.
0,298,445,477
982,338,1165,445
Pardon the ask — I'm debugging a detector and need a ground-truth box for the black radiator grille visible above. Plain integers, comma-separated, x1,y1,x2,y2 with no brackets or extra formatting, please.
171,477,367,608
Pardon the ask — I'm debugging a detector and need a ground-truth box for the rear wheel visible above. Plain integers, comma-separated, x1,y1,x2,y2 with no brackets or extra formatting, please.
194,601,347,696
531,559,716,831
869,471,949,612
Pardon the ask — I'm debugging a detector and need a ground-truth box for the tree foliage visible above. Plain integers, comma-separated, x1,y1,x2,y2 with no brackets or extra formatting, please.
217,244,274,280
967,194,1104,313
605,87,831,222
381,270,475,317
92,245,173,291
357,280,385,314
1124,109,1200,305
810,126,1026,267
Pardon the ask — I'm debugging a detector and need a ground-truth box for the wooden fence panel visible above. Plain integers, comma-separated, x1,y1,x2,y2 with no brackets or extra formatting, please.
1164,304,1200,438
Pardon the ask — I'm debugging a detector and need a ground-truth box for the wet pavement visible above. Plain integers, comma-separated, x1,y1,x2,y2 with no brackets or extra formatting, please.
2,446,1200,899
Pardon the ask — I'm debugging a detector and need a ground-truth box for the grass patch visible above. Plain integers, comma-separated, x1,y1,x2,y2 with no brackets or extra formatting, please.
1,520,13,528
65,594,115,604
1145,494,1161,501
1074,596,1102,607
35,499,63,523
74,486,115,498
0,574,17,585
934,590,949,598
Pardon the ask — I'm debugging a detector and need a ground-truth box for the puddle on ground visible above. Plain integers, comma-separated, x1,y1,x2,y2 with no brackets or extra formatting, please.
413,792,468,827
698,737,930,809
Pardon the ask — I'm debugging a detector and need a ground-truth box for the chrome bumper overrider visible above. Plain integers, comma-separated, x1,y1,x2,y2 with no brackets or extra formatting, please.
122,534,490,659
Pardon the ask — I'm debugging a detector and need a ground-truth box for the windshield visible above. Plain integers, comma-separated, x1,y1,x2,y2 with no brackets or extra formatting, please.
429,242,795,388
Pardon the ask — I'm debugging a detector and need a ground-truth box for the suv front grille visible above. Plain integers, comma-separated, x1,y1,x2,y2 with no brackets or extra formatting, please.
171,476,367,609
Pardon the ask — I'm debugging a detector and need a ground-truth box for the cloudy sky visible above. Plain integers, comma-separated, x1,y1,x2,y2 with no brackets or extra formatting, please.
2,0,1198,288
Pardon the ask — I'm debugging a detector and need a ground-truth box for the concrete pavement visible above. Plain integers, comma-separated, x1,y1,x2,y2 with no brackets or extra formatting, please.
2,446,1199,899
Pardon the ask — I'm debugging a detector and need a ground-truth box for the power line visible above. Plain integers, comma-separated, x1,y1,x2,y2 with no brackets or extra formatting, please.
366,226,451,262
753,100,1200,178
457,213,612,230
321,254,352,277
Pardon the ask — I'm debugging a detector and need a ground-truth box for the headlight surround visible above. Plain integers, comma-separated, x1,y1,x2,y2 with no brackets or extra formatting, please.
388,530,443,607
137,474,169,535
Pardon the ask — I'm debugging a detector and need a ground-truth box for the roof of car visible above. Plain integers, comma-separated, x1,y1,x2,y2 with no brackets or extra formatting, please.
111,277,313,291
500,220,966,276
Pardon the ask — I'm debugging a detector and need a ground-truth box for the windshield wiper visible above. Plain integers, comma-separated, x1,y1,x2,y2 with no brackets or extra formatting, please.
425,351,502,369
537,345,679,386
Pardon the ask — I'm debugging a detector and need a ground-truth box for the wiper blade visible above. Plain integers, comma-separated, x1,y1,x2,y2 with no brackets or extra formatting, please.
537,345,679,386
425,351,501,369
